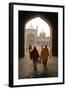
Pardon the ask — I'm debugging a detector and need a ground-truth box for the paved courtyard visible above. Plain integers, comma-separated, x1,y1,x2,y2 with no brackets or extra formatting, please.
18,49,58,79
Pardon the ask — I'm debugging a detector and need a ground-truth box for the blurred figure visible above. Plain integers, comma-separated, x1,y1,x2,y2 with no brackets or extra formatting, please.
31,46,39,71
29,45,32,52
41,45,49,69
29,45,32,59
26,47,28,51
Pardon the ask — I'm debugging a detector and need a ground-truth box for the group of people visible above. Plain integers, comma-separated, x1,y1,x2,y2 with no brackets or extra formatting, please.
29,45,49,71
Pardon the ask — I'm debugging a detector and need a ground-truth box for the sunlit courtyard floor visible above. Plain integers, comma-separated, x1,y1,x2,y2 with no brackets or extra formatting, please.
19,50,58,79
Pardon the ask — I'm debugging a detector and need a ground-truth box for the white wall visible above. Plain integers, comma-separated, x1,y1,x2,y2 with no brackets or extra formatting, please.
0,0,66,89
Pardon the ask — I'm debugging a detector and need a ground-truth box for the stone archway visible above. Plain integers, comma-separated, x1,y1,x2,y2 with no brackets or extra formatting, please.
19,11,58,58
25,15,52,55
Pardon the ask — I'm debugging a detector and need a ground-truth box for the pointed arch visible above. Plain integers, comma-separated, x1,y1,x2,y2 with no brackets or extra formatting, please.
25,15,52,55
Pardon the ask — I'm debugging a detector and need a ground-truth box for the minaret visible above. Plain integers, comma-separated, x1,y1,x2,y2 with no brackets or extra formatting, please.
29,23,33,29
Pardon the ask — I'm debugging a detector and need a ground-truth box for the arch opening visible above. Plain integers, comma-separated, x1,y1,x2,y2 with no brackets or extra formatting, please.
24,16,52,56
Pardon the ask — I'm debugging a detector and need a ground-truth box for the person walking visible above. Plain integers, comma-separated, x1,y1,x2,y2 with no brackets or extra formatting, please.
31,46,39,71
41,45,49,69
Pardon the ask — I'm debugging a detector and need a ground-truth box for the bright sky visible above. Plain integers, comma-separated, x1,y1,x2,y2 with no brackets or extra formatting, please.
25,17,50,37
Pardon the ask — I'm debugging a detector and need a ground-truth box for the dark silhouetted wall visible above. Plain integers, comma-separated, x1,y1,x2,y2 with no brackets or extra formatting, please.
19,11,58,59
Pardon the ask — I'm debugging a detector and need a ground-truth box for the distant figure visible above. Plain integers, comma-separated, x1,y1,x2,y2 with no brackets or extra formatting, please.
29,45,32,51
29,45,32,59
26,47,28,51
41,45,49,69
31,47,39,71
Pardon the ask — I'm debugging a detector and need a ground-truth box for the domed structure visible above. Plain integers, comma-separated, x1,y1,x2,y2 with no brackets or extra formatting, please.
25,25,50,53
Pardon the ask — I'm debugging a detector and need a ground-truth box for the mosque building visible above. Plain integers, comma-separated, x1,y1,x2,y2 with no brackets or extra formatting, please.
25,25,50,51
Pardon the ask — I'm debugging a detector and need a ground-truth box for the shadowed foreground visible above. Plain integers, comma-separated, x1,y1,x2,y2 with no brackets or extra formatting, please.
19,52,58,79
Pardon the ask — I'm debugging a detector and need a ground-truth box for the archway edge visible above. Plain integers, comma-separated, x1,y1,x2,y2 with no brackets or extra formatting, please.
25,15,52,31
